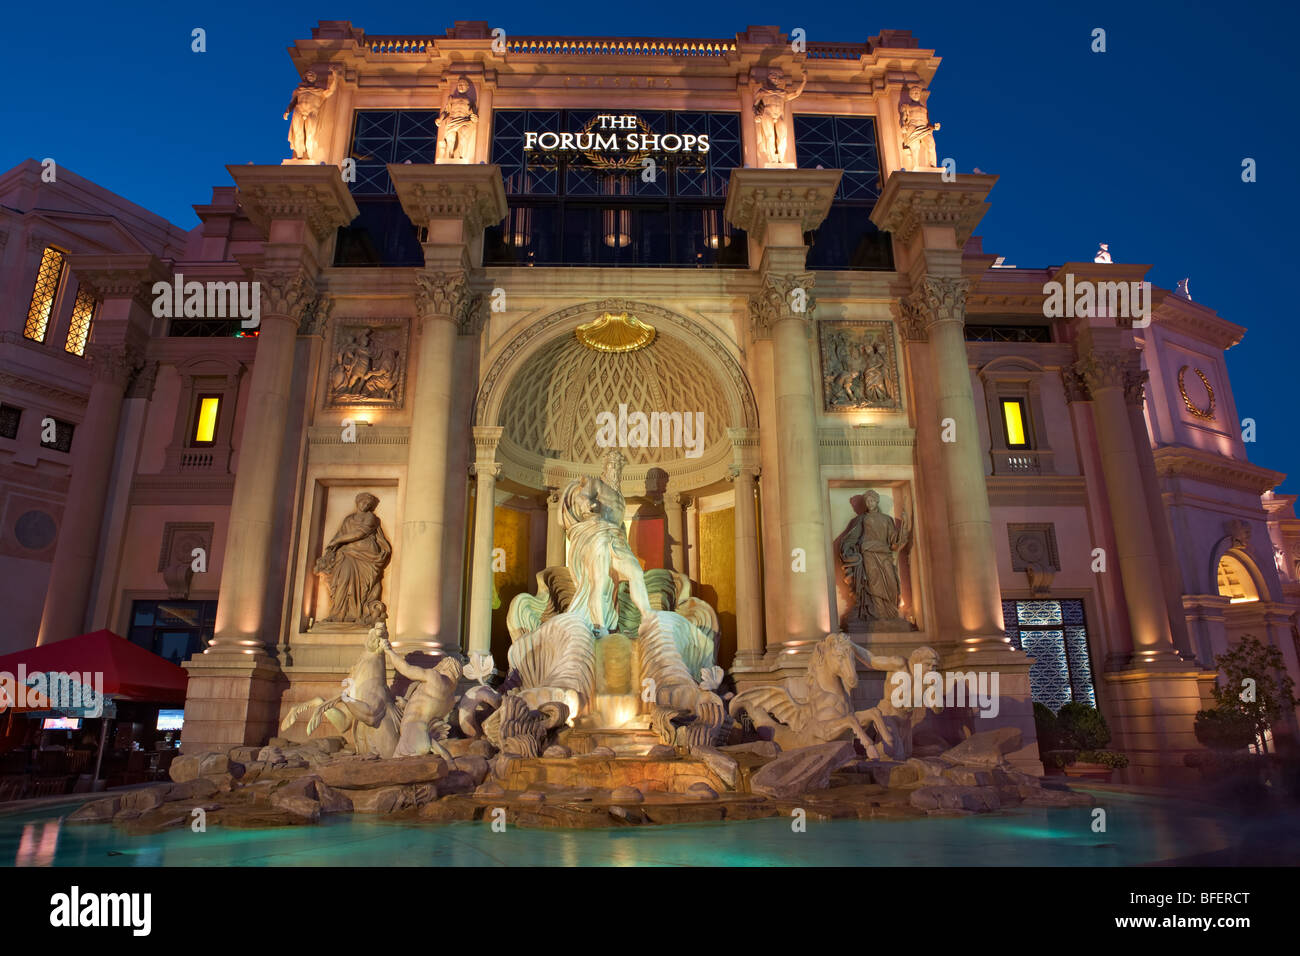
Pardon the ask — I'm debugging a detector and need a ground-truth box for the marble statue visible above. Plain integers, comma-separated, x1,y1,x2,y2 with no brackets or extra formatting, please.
383,638,462,759
1176,277,1192,300
1275,544,1288,578
898,85,939,171
853,646,943,760
1094,243,1112,264
437,76,479,162
314,493,392,624
284,67,341,161
505,449,723,734
329,329,400,402
838,491,911,626
483,695,569,758
280,621,402,757
729,633,895,757
753,68,805,165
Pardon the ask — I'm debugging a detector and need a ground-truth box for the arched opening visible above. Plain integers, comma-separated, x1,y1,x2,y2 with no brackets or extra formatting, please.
1217,552,1260,604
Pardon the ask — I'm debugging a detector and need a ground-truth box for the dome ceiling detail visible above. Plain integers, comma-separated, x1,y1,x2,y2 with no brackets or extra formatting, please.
499,330,730,466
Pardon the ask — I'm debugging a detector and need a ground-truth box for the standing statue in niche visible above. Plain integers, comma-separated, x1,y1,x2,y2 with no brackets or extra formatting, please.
838,491,911,625
315,493,392,624
284,67,341,161
898,85,940,171
753,68,806,165
437,76,479,163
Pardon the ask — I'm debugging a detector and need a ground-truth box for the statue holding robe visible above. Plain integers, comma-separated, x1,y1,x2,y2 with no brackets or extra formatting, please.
315,493,392,624
839,491,911,625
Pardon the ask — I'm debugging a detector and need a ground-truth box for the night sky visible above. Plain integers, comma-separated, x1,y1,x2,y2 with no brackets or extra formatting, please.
4,0,1295,490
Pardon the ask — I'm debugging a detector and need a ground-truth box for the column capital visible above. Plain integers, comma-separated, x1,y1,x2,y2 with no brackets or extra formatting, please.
869,171,996,248
723,167,841,240
66,254,172,309
413,270,485,335
726,463,760,483
226,165,359,243
749,271,816,340
389,163,508,234
252,265,318,324
1070,349,1142,398
299,294,334,338
901,274,972,331
85,342,144,389
890,293,930,342
471,424,504,466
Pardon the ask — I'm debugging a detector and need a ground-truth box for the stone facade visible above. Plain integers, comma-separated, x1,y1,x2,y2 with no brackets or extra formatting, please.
2,20,1298,782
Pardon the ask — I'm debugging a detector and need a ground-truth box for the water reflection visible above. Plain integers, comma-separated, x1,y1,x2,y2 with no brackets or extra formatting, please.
15,820,60,866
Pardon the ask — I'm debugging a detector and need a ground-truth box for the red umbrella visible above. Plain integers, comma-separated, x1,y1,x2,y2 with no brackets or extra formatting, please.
0,629,188,709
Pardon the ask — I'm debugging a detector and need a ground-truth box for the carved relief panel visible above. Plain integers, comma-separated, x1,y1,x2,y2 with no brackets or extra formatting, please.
819,320,901,412
326,319,408,409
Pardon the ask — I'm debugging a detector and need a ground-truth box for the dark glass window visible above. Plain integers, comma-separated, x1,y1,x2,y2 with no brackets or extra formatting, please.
483,109,747,267
335,110,441,267
1002,599,1097,712
794,115,892,270
127,600,217,666
167,318,249,338
0,404,21,440
39,417,75,453
965,324,1052,343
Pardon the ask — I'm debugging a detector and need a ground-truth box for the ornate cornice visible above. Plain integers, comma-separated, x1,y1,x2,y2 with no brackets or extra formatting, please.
1153,445,1285,495
748,271,816,340
389,164,509,231
722,168,841,235
226,166,359,243
68,255,172,309
0,370,87,407
254,267,317,324
868,172,996,247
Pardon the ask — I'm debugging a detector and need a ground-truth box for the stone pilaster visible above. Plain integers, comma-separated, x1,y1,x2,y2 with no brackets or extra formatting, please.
665,491,686,574
728,427,763,670
544,488,565,569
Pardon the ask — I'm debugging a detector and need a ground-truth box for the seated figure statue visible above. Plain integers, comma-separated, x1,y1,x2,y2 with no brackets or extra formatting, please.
506,450,723,734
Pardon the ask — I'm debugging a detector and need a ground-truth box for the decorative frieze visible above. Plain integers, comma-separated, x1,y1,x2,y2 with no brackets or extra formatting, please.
327,320,407,408
819,320,900,411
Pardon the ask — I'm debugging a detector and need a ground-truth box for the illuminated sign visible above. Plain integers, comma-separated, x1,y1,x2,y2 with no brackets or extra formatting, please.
523,114,709,155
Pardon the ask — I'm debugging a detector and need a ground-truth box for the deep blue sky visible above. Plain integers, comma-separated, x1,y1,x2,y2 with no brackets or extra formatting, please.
4,0,1296,490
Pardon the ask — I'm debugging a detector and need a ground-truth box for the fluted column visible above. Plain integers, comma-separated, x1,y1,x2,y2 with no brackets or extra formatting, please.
685,498,700,581
726,167,842,649
467,426,503,656
545,487,565,568
1070,349,1180,662
38,256,165,644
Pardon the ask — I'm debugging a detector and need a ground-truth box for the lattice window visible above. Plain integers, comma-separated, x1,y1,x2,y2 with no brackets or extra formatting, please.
0,404,21,440
1003,598,1096,712
793,115,891,270
64,286,96,356
25,246,66,343
39,417,75,454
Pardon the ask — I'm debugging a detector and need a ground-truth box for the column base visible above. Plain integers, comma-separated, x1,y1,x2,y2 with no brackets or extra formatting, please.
180,649,286,756
1103,664,1218,785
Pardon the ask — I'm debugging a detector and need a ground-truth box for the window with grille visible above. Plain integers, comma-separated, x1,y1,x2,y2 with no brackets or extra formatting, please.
128,600,216,665
64,286,97,356
1002,598,1097,712
39,417,75,454
0,404,21,440
25,246,67,343
793,115,892,270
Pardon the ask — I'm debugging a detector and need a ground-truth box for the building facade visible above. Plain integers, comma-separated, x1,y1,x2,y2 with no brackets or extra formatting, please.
3,20,1298,780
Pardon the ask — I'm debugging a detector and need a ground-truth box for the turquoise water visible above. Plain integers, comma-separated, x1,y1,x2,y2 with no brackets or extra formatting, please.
0,788,1282,866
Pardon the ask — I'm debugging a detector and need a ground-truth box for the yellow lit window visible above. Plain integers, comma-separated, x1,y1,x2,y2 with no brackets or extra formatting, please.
1001,398,1029,448
25,246,66,343
64,287,97,356
193,396,220,445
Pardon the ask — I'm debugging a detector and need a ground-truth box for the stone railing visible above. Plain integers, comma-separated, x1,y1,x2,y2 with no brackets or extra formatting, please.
992,449,1054,476
505,37,736,56
805,42,869,60
179,450,215,471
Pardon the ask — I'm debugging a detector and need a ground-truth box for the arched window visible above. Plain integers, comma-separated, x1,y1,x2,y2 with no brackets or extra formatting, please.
1217,553,1260,603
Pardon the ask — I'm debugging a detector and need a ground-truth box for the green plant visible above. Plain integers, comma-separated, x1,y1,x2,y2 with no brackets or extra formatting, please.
1078,749,1129,770
1205,636,1298,754
1055,702,1111,751
1032,702,1060,751
1194,707,1257,751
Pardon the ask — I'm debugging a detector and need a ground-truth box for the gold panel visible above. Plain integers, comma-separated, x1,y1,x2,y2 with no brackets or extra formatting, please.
491,504,532,660
699,507,736,669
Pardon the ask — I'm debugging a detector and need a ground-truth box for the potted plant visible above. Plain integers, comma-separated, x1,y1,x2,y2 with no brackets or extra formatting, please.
1056,702,1125,782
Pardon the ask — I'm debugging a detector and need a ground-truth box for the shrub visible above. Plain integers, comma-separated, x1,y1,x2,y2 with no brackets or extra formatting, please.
1194,707,1257,751
1056,702,1111,751
1032,702,1060,751
1078,749,1129,770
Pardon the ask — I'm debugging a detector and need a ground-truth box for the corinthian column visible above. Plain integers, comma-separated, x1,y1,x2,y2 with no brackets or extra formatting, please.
725,168,841,651
389,164,507,653
728,427,764,668
545,488,565,568
467,426,504,656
